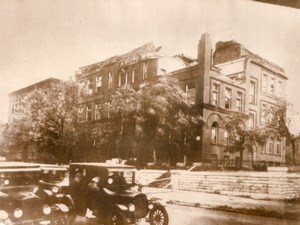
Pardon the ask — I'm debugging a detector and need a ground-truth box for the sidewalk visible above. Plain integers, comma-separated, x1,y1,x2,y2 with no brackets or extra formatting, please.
147,190,300,221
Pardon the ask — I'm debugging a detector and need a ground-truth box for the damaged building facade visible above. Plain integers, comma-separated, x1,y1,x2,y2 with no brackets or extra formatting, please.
171,34,287,167
74,33,287,167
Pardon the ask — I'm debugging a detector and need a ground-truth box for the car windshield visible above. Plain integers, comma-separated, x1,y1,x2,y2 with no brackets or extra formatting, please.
107,168,135,185
41,169,68,183
0,169,41,187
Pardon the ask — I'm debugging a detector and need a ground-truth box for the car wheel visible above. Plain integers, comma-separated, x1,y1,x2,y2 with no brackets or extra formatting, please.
107,211,126,225
149,205,169,225
52,214,75,225
52,215,67,225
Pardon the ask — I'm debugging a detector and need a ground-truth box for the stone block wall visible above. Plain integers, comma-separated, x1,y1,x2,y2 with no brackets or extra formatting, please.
171,169,300,200
136,169,167,185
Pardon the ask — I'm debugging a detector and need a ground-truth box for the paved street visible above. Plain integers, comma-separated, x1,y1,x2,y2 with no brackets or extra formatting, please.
157,204,299,225
74,204,299,225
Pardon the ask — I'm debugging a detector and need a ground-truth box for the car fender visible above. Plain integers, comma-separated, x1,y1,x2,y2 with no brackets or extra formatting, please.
61,195,74,209
8,191,40,202
114,204,128,212
42,189,54,197
52,203,70,213
149,197,167,207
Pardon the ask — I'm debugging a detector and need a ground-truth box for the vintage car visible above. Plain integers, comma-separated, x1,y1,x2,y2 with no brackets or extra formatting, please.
69,162,169,225
0,162,70,225
37,164,74,224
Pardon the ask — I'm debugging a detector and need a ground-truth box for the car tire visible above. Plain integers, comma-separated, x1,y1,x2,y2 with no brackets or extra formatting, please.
52,214,76,225
106,211,126,225
149,205,169,225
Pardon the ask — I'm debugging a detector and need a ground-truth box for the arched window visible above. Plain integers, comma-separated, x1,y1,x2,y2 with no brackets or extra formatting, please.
211,121,219,144
224,130,229,146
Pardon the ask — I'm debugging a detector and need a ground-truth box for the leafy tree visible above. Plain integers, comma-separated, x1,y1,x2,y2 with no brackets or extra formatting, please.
2,116,37,161
266,101,297,165
224,114,267,168
136,76,204,164
4,80,88,163
0,122,6,156
108,84,137,158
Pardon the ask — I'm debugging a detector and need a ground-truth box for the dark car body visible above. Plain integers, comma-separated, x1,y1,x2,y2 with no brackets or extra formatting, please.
0,162,70,225
69,162,169,225
38,164,73,207
37,164,74,224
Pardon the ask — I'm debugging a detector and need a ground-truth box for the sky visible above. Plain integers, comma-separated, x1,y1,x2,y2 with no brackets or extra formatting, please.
0,0,300,131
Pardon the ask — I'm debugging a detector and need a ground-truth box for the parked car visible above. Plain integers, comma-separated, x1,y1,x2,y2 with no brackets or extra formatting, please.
0,162,69,225
69,162,169,225
37,164,74,224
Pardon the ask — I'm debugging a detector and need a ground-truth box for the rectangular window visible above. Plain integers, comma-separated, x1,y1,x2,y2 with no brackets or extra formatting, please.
276,138,281,155
105,102,111,118
79,80,85,90
248,113,255,129
95,103,101,120
108,72,112,89
86,105,92,121
186,83,195,105
78,106,84,122
96,75,102,93
277,80,282,96
269,137,274,154
225,88,231,109
125,72,128,85
236,92,243,112
87,78,93,95
261,103,267,123
132,69,136,83
250,81,256,104
262,74,268,92
142,62,147,80
118,73,122,87
270,78,275,95
12,99,22,114
212,84,219,106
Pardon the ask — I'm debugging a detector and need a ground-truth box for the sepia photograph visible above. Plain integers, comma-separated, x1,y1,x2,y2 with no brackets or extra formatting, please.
0,0,300,224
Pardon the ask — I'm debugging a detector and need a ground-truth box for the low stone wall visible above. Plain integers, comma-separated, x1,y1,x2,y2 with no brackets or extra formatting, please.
171,168,300,200
136,169,167,185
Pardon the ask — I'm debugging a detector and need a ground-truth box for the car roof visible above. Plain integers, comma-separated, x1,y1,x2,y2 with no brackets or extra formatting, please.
0,162,41,172
0,161,40,168
69,162,135,169
36,163,68,171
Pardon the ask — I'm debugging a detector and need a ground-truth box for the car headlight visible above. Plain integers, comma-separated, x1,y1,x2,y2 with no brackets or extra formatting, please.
51,186,60,193
128,203,135,212
14,208,23,218
108,177,113,184
43,205,51,215
0,210,8,220
3,179,9,185
148,203,154,210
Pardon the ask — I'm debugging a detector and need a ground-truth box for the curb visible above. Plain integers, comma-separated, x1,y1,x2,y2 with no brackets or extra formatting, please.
166,200,300,221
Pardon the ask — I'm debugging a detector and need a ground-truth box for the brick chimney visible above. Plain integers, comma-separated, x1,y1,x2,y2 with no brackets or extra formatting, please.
196,33,212,104
197,33,212,69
